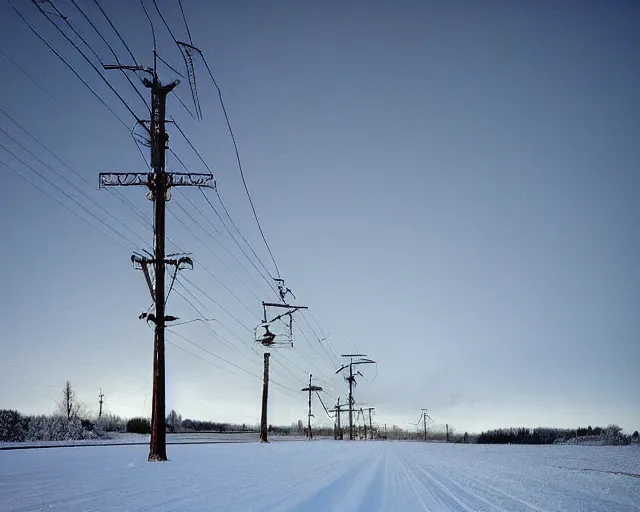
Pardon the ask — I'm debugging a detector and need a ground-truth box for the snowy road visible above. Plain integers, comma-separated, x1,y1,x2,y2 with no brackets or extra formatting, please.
1,441,638,511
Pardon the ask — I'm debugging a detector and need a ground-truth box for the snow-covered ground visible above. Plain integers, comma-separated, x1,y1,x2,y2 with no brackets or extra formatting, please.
1,441,638,511
0,432,311,449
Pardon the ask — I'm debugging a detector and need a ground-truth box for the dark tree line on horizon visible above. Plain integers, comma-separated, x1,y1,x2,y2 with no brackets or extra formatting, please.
475,425,638,445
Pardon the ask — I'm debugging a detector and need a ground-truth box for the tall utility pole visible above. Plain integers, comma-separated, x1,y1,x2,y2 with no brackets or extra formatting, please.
99,53,215,462
255,299,307,443
336,354,376,440
260,352,270,442
98,389,105,418
301,374,323,440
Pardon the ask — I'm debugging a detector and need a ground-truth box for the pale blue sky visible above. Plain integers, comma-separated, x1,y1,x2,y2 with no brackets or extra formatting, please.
0,0,638,434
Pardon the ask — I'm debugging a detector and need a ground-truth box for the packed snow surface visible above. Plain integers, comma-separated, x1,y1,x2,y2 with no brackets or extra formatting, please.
1,441,638,511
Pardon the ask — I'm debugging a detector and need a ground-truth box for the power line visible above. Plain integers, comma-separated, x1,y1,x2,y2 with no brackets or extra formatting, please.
197,50,281,278
200,189,277,296
9,1,130,130
178,274,254,334
168,198,262,302
177,0,193,45
139,0,157,56
0,141,142,250
0,160,130,252
91,0,140,66
28,0,145,128
174,189,277,299
167,329,299,396
66,0,149,111
166,207,259,317
0,123,149,249
0,47,67,110
151,0,201,119
168,120,279,299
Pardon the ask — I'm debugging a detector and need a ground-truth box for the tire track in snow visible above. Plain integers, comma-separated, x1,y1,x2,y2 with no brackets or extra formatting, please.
399,448,522,512
278,445,384,512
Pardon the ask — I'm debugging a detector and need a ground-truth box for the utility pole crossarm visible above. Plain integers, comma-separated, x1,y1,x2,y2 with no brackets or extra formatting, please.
99,172,215,189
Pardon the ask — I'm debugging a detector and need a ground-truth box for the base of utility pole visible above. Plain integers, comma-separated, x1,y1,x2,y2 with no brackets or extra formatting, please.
260,352,270,443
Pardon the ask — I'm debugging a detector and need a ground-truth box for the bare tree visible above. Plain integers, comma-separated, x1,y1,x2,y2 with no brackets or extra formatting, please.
59,381,80,421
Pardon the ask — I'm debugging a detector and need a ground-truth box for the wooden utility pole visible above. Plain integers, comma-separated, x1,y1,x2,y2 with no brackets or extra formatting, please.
255,299,307,443
418,408,433,442
336,354,376,440
334,397,344,440
364,407,375,440
98,389,105,418
99,53,215,462
301,374,323,440
260,352,270,442
422,409,428,441
360,408,367,440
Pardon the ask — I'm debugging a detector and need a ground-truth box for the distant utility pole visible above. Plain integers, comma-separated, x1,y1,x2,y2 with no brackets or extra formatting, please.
334,397,341,440
333,398,350,440
364,407,375,440
301,374,323,440
360,408,367,440
260,352,270,443
336,354,376,440
98,389,105,418
422,409,427,441
418,408,433,442
99,51,215,462
255,296,307,443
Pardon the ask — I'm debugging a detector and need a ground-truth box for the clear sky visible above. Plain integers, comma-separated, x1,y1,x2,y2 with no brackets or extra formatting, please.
0,0,638,435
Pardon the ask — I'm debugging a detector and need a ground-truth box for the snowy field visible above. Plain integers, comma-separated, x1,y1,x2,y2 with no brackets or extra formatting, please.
0,432,311,450
1,441,639,511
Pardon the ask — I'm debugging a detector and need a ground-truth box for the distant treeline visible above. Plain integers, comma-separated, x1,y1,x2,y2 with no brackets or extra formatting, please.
475,425,639,445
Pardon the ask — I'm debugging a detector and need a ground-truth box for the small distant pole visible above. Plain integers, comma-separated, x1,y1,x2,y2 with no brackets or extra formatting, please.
446,423,449,443
335,397,342,440
365,407,375,440
422,409,428,442
336,354,376,440
260,352,270,443
301,374,323,440
98,389,105,418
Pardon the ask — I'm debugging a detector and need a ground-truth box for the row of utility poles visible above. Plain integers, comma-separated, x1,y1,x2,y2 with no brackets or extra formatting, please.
336,354,376,440
417,408,450,442
98,46,380,458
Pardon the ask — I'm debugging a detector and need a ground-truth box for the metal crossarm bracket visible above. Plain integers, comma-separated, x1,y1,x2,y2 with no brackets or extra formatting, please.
99,172,215,189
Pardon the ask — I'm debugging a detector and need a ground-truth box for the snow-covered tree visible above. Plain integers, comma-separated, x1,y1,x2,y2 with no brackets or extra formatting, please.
0,410,26,442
